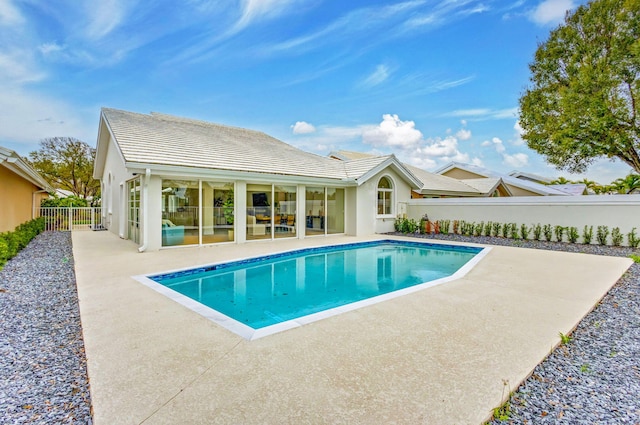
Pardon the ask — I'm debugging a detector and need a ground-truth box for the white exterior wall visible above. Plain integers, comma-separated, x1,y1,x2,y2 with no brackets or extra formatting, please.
344,186,357,236
101,135,134,238
405,195,640,245
357,168,413,235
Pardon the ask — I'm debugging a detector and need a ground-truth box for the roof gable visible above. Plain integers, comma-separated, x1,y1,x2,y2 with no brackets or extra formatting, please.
0,146,52,191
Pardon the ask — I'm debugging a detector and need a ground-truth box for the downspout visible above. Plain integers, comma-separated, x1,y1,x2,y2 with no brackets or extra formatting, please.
138,169,151,253
32,189,48,219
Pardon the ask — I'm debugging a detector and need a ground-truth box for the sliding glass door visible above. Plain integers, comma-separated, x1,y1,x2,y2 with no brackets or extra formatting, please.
305,187,344,236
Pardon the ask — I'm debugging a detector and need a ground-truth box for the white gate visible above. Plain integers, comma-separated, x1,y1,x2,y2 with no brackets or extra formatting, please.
38,207,104,232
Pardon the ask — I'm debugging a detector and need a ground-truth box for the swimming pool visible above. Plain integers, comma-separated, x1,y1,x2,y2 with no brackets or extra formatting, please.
136,239,489,340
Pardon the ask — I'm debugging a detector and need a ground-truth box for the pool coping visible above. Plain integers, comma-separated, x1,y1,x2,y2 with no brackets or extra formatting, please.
133,239,491,340
72,232,633,424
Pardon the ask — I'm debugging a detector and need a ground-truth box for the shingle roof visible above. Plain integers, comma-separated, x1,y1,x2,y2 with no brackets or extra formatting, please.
331,150,505,196
101,108,349,180
403,164,484,195
434,161,571,196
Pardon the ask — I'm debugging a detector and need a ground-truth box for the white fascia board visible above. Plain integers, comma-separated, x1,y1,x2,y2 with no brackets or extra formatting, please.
124,162,358,187
2,158,52,191
356,157,422,189
94,112,126,179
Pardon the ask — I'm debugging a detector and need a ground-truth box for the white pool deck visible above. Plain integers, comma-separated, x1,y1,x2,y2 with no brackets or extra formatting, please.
72,231,632,424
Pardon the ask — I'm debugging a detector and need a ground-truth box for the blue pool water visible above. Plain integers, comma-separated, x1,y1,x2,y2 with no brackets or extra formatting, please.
149,240,483,331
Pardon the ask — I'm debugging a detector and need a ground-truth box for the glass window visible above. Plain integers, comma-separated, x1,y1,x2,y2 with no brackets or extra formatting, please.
246,184,272,240
202,181,234,244
274,185,296,239
161,180,199,246
305,187,344,236
127,177,140,244
377,176,393,216
305,187,325,236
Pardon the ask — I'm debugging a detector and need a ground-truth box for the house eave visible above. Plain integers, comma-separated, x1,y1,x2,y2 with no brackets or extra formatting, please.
123,162,358,186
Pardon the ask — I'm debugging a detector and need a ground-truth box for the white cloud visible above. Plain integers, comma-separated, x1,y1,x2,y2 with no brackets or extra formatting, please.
483,137,506,153
511,120,525,146
291,121,316,134
503,152,529,168
359,64,391,88
483,136,529,168
530,0,574,25
39,42,64,55
445,107,517,120
0,0,23,26
362,114,423,149
235,0,300,31
456,128,471,140
0,87,95,148
0,49,46,84
84,0,127,40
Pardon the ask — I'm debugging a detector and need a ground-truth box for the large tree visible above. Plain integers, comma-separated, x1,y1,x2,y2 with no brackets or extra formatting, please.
519,0,640,174
29,137,100,199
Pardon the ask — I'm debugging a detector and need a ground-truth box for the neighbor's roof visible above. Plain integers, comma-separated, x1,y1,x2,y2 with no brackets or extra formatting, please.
434,162,572,196
331,150,506,196
0,146,52,191
508,170,552,184
96,109,422,188
550,183,588,196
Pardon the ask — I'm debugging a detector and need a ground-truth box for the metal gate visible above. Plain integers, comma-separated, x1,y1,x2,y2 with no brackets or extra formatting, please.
38,207,104,232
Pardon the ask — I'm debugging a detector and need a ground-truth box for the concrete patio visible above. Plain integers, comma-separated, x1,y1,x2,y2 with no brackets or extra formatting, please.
72,231,632,424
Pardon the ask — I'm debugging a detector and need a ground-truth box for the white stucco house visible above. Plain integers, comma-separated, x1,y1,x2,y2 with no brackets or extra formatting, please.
94,108,429,251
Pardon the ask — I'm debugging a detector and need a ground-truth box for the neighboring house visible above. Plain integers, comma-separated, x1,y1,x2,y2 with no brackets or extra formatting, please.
330,151,511,198
94,108,422,251
509,171,588,195
508,170,552,185
0,146,52,232
434,162,579,196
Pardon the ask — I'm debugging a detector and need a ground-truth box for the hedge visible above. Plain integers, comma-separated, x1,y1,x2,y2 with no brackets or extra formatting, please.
0,217,45,270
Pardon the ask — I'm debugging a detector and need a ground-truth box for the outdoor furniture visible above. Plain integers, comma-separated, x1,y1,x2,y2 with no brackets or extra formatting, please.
247,215,266,236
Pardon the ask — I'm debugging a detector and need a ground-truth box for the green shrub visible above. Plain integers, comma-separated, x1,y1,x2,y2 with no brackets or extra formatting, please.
532,223,542,241
583,225,594,244
474,222,484,237
628,228,640,248
567,227,579,243
492,222,502,237
510,223,519,239
596,225,609,245
502,223,510,238
543,224,553,241
611,227,623,247
483,221,492,237
520,224,530,240
554,225,565,242
0,217,44,270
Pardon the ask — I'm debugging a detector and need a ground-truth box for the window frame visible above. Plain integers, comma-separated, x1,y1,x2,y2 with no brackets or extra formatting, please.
376,176,394,217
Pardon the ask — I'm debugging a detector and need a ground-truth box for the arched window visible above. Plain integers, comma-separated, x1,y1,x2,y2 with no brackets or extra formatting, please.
377,176,393,216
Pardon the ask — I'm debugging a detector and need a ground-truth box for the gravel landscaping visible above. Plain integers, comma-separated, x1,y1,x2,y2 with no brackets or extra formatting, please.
399,232,640,424
1,231,638,424
0,232,91,424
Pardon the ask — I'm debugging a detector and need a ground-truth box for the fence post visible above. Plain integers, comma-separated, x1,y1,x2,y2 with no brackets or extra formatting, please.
68,207,72,232
91,207,95,230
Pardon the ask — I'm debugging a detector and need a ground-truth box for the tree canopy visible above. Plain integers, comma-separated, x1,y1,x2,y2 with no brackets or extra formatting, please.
29,137,100,199
519,0,640,175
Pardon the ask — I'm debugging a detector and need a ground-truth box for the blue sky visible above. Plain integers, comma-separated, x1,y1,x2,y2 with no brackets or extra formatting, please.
0,0,632,183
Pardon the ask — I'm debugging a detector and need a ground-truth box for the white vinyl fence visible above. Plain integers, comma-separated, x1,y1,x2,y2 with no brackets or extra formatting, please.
38,207,104,232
